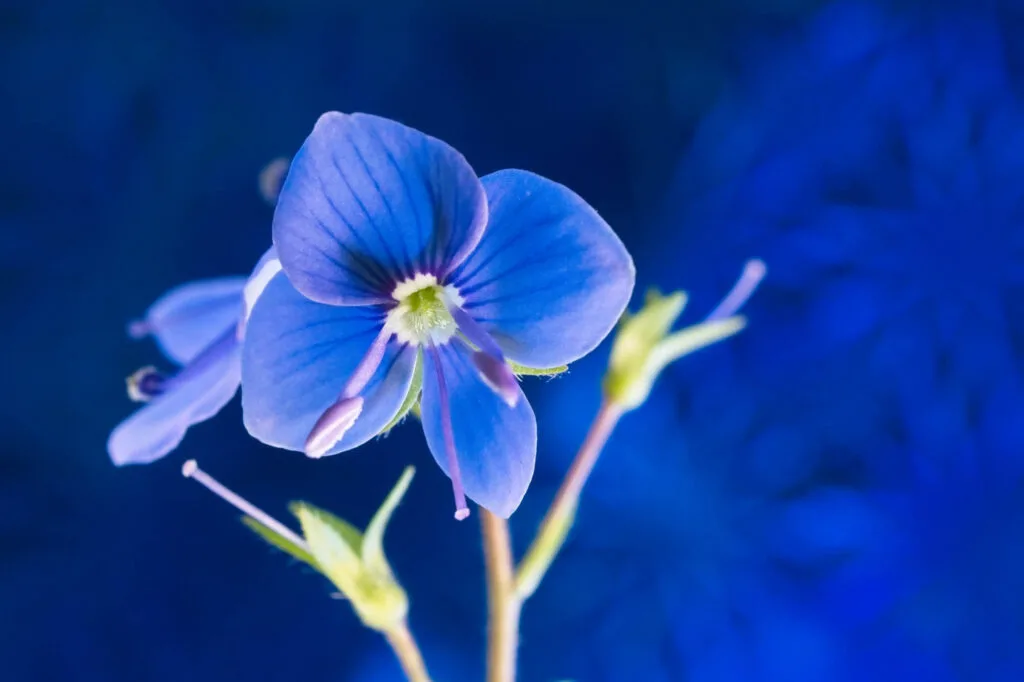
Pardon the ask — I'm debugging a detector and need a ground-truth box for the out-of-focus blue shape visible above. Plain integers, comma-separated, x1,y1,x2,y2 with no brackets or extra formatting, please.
522,1,1024,680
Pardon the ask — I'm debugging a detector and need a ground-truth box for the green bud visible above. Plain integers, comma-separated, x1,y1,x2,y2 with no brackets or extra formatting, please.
291,467,415,632
236,467,416,633
604,260,764,412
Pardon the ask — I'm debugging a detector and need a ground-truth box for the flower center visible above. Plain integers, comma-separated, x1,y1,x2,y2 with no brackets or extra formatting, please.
386,273,463,346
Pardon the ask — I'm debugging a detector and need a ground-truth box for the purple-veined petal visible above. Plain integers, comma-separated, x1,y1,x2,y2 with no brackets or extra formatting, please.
450,169,635,368
420,341,536,518
130,277,246,365
108,328,241,465
273,112,488,305
241,273,417,455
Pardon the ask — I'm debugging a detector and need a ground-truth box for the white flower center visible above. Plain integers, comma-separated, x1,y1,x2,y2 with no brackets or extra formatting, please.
385,274,463,346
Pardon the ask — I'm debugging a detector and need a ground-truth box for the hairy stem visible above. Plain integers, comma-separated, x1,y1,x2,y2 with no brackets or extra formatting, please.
481,508,520,682
384,620,433,682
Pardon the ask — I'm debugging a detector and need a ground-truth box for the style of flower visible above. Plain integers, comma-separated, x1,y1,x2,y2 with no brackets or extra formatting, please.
108,250,280,465
241,112,634,519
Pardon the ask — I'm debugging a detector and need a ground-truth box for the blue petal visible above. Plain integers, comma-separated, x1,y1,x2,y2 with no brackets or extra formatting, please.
131,277,246,365
420,341,536,518
241,273,416,455
451,170,635,368
273,112,488,305
108,329,240,465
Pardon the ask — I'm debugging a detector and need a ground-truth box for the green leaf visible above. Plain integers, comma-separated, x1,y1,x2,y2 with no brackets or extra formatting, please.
242,515,319,571
380,352,423,434
508,361,569,377
362,466,415,576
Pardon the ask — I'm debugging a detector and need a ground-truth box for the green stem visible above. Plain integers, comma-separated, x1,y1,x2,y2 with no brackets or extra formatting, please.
384,620,433,682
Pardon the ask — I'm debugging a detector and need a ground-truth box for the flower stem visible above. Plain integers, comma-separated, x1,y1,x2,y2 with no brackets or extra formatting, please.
481,508,520,682
479,399,625,682
515,399,624,599
384,620,433,682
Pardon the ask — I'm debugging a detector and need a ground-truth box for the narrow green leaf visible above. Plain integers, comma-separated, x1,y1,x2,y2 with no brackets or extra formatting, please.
508,361,569,377
380,352,423,434
242,515,319,571
362,467,415,575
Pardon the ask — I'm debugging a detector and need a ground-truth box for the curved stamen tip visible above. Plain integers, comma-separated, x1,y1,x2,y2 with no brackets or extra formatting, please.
182,459,198,477
471,352,519,407
127,319,150,339
706,258,768,322
126,366,167,403
305,396,364,459
454,507,471,521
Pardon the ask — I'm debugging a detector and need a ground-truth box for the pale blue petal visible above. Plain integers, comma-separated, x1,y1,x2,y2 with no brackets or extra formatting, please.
108,330,241,465
131,277,246,365
273,112,488,305
420,341,536,518
451,169,634,368
241,273,416,455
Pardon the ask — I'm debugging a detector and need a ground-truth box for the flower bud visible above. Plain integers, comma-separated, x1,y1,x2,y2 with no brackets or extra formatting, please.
604,261,765,411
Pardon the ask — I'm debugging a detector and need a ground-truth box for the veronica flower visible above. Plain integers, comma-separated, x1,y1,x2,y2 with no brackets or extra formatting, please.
108,250,279,465
242,112,634,519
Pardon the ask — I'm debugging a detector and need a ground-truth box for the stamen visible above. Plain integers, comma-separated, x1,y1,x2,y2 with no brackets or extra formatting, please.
305,396,364,458
341,326,393,399
705,259,767,322
429,345,470,521
127,319,151,339
259,157,290,205
303,325,392,458
471,350,519,408
182,459,310,551
447,304,519,407
126,366,167,402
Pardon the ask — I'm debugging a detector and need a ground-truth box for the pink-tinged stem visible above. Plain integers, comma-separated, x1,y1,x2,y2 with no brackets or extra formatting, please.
384,620,434,682
429,345,470,521
480,509,519,682
549,400,621,515
482,399,625,682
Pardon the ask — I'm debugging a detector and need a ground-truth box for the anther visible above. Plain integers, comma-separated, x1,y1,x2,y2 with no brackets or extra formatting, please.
126,366,167,402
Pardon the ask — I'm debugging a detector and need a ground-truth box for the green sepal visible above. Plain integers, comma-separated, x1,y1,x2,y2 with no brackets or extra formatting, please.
289,501,364,555
362,466,415,577
380,352,423,434
457,332,569,378
242,515,319,571
286,469,416,633
508,361,569,377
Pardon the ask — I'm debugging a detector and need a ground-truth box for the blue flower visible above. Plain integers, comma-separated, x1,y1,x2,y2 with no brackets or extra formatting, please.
108,250,279,465
241,112,634,518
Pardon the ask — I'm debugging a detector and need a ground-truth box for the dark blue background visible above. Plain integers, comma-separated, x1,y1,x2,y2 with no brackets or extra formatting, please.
3,0,1023,680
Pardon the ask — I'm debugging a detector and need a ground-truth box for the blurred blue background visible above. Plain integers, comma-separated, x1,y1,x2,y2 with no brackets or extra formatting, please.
3,0,1023,679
